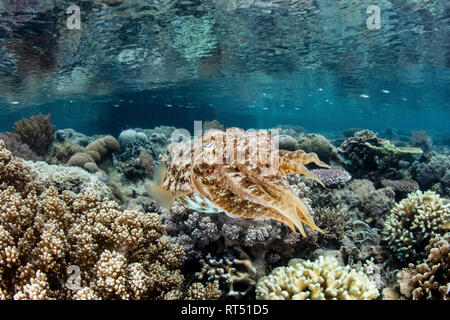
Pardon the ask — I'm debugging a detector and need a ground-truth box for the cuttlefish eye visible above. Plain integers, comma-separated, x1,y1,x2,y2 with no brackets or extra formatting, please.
203,141,214,150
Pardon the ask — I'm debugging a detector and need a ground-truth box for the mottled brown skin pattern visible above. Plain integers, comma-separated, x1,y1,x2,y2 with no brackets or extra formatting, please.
158,128,330,236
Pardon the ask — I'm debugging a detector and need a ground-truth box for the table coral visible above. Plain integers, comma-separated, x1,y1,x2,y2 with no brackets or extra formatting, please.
383,190,449,263
255,255,379,300
0,140,190,300
339,130,421,181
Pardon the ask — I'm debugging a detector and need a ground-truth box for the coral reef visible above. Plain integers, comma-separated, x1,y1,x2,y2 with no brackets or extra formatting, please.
414,154,450,196
55,129,93,147
67,135,120,176
162,201,319,265
313,205,353,241
45,139,84,165
117,129,154,161
255,255,379,300
310,169,351,187
340,220,383,262
24,160,112,199
383,190,449,263
339,130,422,181
362,188,395,229
143,126,177,156
395,234,449,300
381,179,419,199
11,113,56,156
0,140,193,300
297,134,337,163
0,133,40,161
195,253,257,298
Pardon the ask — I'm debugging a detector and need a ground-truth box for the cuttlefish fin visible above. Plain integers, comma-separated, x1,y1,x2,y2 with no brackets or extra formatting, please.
145,164,175,209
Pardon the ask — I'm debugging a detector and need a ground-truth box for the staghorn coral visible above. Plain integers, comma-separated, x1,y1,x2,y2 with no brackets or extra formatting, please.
147,128,330,236
255,255,379,300
0,140,190,300
396,234,449,300
383,190,450,263
12,113,56,156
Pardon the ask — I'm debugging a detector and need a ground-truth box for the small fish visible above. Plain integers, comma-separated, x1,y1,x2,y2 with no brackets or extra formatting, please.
365,217,374,223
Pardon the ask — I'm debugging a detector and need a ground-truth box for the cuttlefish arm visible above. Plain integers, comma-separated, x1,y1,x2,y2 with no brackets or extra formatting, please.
278,150,330,187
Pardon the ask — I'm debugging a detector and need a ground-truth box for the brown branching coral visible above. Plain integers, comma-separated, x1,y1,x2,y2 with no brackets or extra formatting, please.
0,133,40,161
383,190,449,263
12,114,56,156
0,140,188,300
396,234,449,300
314,205,353,241
148,128,330,236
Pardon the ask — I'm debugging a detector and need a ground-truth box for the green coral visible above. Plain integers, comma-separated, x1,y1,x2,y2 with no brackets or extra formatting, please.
255,256,379,300
364,142,422,158
383,190,450,263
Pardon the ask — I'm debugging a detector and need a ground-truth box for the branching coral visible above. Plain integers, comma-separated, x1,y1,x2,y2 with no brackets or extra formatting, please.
195,253,257,298
396,234,449,300
23,160,112,199
0,133,40,161
0,140,189,300
255,256,379,300
11,113,56,156
383,190,449,263
313,205,353,241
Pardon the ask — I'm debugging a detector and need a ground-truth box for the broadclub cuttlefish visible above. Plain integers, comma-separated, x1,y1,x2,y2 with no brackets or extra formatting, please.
147,128,330,237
